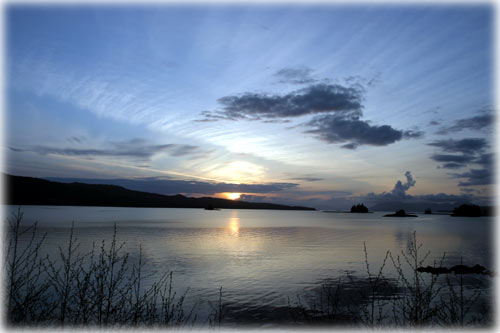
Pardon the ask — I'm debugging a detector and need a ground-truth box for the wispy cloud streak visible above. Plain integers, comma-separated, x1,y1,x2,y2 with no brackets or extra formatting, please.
10,138,210,161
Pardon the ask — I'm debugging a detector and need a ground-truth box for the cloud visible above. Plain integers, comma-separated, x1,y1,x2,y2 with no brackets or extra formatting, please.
200,80,424,148
305,114,404,147
316,171,420,207
203,83,363,121
440,162,468,169
430,154,476,164
436,112,493,135
451,168,492,186
238,194,270,202
233,171,491,211
430,154,476,169
427,138,488,154
355,189,481,212
348,171,490,211
341,143,359,149
67,136,86,144
45,177,299,196
403,129,425,139
11,138,209,161
289,177,324,182
237,190,353,208
391,171,416,197
428,138,493,186
273,66,317,85
475,153,493,166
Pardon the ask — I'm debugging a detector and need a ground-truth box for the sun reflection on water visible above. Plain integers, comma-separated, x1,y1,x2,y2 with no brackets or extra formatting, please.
227,211,240,236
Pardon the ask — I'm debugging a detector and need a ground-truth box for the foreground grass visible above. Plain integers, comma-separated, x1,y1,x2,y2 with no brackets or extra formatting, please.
289,234,492,328
4,209,493,328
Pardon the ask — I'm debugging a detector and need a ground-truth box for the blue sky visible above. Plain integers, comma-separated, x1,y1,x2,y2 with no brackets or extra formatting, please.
5,4,495,210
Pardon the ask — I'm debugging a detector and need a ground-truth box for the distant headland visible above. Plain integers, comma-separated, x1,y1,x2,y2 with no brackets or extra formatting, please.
4,174,315,211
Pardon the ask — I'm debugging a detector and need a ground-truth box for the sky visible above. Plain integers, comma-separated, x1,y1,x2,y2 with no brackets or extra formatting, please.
4,4,496,210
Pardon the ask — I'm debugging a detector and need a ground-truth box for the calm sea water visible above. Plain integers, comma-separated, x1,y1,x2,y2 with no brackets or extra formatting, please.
4,205,494,324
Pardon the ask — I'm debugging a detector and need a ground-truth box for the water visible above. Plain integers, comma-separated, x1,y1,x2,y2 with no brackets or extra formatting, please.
4,206,494,325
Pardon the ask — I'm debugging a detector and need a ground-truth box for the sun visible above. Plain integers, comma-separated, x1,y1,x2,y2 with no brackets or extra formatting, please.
226,192,242,200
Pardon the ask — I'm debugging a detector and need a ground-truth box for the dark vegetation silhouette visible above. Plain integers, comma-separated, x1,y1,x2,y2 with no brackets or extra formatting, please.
5,209,491,328
289,233,491,328
450,204,490,217
350,203,369,213
424,208,432,214
384,209,417,217
417,264,491,276
5,174,314,211
205,203,220,211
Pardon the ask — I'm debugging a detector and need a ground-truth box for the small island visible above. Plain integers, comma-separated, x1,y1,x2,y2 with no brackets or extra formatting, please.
350,203,369,213
451,204,482,217
384,209,417,217
204,204,220,211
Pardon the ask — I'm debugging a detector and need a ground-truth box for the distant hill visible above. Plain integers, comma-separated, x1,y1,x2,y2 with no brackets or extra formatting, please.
4,174,315,211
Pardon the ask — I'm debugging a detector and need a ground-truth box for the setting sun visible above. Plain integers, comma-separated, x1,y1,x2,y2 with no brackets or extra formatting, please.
226,192,242,200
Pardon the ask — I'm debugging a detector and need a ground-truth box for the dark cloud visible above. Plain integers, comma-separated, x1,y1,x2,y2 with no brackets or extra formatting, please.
451,168,492,186
428,137,493,186
436,112,493,135
67,136,86,144
294,190,353,197
428,138,493,174
45,177,299,196
430,154,475,169
343,74,379,89
474,153,493,166
366,72,382,87
403,129,425,139
200,80,423,148
262,119,292,124
429,120,440,126
11,139,209,161
410,193,476,203
273,67,317,85
430,154,476,163
440,162,467,169
289,177,324,182
203,83,363,121
238,190,353,208
341,143,359,149
305,114,404,147
427,138,488,154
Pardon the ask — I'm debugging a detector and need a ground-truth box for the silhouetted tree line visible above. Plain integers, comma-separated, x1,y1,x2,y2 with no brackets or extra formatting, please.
351,203,369,213
451,204,492,217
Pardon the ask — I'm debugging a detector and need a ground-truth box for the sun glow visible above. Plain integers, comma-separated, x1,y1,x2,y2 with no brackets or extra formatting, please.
226,192,242,200
229,218,239,235
227,211,240,236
